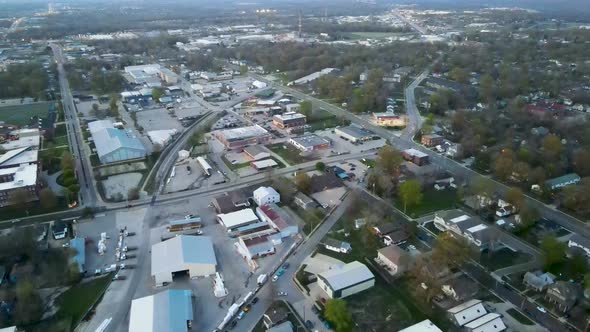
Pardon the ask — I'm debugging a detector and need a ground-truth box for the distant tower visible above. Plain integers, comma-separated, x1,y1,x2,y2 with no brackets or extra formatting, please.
324,8,328,22
298,10,302,38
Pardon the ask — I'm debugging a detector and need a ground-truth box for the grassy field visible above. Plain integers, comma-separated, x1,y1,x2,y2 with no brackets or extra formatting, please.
479,248,532,271
307,108,349,132
268,143,314,165
0,196,68,221
395,188,459,218
57,274,112,328
506,308,534,325
0,102,53,126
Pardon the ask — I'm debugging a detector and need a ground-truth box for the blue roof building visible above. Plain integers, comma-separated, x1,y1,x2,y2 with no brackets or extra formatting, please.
129,289,194,332
90,125,147,164
545,173,581,190
69,237,86,273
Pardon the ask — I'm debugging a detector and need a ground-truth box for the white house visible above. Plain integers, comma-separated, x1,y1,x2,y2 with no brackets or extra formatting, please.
375,245,408,276
317,261,375,299
253,186,280,206
447,299,487,327
323,238,352,253
464,313,506,332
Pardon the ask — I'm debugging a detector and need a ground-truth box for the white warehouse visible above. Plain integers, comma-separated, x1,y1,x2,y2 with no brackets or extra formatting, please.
317,261,375,299
151,235,217,286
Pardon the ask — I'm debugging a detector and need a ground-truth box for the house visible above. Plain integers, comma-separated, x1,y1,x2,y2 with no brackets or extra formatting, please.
463,224,494,250
243,145,271,161
151,236,217,286
129,289,194,332
383,229,410,246
545,281,579,312
463,313,506,332
421,134,444,147
433,209,472,233
263,306,289,328
293,192,317,210
211,189,251,213
256,203,298,238
253,186,280,206
267,321,293,332
545,173,581,191
372,223,399,236
441,275,479,302
523,271,556,291
376,245,409,276
236,231,282,262
323,238,352,253
447,299,487,327
309,174,343,194
52,220,68,240
317,261,375,299
398,319,442,332
568,234,590,257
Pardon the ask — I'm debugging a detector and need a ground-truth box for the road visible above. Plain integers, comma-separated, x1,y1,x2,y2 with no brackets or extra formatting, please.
51,43,99,207
235,192,357,332
401,68,429,140
392,10,429,35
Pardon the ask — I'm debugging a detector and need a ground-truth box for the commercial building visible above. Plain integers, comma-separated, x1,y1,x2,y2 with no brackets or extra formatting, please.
0,147,38,169
545,173,581,191
236,230,282,262
372,113,406,127
317,261,375,299
124,64,162,86
289,134,330,152
398,320,442,332
0,128,40,151
151,235,217,286
129,289,194,332
243,145,271,161
289,68,338,85
217,208,260,231
253,186,280,206
88,120,147,164
334,125,374,143
0,164,39,207
211,189,251,213
284,103,301,113
256,203,298,238
214,125,271,149
402,148,429,166
272,112,306,129
251,159,278,170
421,134,444,147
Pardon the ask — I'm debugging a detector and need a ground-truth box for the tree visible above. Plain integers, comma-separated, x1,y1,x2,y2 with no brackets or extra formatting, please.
272,176,297,203
152,88,164,101
127,187,140,201
376,145,403,177
542,134,562,160
294,173,311,194
573,149,590,177
90,103,100,118
299,100,312,118
13,281,43,325
432,232,474,269
399,180,423,213
39,188,58,209
505,187,525,210
61,151,75,170
479,74,495,103
315,162,326,172
570,253,589,276
449,67,468,83
239,65,248,75
493,150,514,181
108,95,119,117
324,299,353,332
350,88,365,113
512,161,531,183
540,236,566,268
518,205,540,228
9,188,30,210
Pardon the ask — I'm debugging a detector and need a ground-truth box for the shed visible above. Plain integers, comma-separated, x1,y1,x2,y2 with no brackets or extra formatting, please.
129,289,194,332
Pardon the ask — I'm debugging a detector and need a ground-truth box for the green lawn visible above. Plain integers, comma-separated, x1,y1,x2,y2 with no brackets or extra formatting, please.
52,135,69,147
395,188,459,218
0,196,69,221
268,143,313,165
307,108,350,132
0,102,53,126
39,146,71,174
55,123,67,137
506,308,534,325
479,248,532,271
57,274,112,328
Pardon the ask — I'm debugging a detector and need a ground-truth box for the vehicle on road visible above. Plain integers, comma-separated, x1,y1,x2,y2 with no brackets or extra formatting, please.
282,263,290,269
305,320,314,328
229,321,237,329
252,297,259,304
243,304,251,312
537,306,547,313
237,311,246,320
277,268,285,276
272,275,279,282
257,274,268,285
185,214,196,219
311,306,319,314
277,291,287,296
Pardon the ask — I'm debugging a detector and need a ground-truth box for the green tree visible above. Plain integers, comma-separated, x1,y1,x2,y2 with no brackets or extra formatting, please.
127,187,140,201
9,188,30,210
570,253,589,276
61,151,75,170
13,281,43,325
505,187,525,211
479,74,495,103
573,149,590,177
350,88,365,113
299,100,312,118
542,134,562,160
493,150,514,181
449,67,468,83
540,236,566,268
109,95,119,117
239,65,248,75
324,299,353,332
294,173,311,194
399,180,423,213
315,162,326,172
39,188,58,209
432,232,474,269
518,205,540,228
152,88,164,101
376,145,403,177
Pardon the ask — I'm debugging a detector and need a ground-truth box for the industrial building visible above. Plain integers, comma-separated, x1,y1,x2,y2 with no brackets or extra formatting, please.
334,125,375,143
289,134,330,152
399,320,442,332
151,235,217,286
317,261,375,299
88,120,147,164
402,148,429,166
236,230,282,263
217,208,260,231
251,159,278,170
289,68,338,85
243,145,271,161
0,164,39,207
372,113,406,127
214,125,271,149
0,147,38,169
129,289,194,332
256,203,299,238
124,64,162,87
272,112,306,129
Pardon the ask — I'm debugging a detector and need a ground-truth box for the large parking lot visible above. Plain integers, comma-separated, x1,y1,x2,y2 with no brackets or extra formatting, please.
317,129,387,155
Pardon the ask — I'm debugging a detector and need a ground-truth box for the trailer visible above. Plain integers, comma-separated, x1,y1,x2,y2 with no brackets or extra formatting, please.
257,274,268,286
196,156,213,176
167,217,202,232
161,229,203,241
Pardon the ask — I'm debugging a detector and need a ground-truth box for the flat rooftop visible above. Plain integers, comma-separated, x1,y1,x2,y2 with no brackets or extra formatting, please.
0,164,38,191
290,134,330,148
403,148,428,158
336,125,374,138
216,125,269,141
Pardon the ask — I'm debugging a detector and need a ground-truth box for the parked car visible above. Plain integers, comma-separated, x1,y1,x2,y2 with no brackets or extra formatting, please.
305,320,314,329
277,291,287,297
229,321,237,329
243,304,251,312
311,306,319,314
237,311,245,320
282,263,290,269
252,297,259,304
272,275,279,282
277,268,285,276
537,306,547,313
